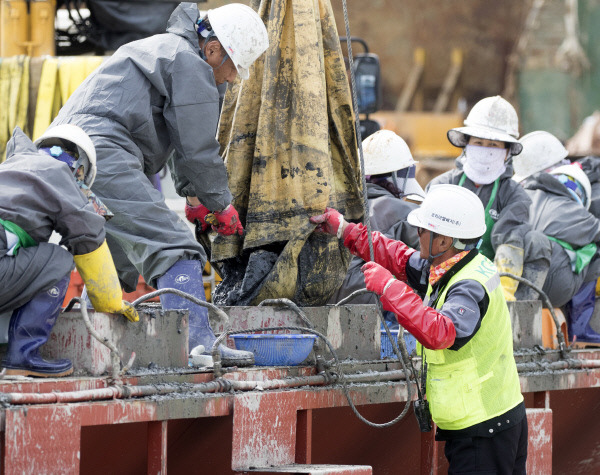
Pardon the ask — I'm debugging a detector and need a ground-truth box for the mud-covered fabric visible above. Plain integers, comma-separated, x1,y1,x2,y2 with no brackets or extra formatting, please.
328,182,419,304
0,128,105,311
523,172,600,306
210,0,363,306
51,3,229,289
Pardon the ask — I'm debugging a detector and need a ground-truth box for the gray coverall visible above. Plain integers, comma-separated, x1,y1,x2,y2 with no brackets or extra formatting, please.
51,2,231,291
523,172,600,307
328,182,419,304
428,159,552,299
578,156,600,219
0,128,106,312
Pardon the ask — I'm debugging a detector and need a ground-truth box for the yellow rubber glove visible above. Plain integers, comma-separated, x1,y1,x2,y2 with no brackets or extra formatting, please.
73,241,140,322
494,244,524,302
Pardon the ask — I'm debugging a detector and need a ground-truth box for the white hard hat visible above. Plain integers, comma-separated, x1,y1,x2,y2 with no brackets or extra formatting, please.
35,124,97,186
363,130,417,175
407,184,487,239
549,164,592,209
448,96,523,155
207,3,269,80
512,131,568,183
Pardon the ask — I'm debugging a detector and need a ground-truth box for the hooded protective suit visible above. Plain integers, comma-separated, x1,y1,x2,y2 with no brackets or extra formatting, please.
577,156,600,218
428,159,551,300
0,128,106,312
51,3,229,290
328,181,419,304
523,172,600,307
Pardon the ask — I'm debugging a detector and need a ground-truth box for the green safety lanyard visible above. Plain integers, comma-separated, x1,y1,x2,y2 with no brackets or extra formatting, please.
0,218,36,255
547,236,597,274
458,174,499,260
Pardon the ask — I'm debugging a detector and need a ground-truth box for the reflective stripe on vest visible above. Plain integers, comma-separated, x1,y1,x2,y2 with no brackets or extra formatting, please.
421,253,523,430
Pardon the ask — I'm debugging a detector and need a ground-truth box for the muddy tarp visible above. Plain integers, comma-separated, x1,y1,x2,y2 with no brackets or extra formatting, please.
207,0,364,306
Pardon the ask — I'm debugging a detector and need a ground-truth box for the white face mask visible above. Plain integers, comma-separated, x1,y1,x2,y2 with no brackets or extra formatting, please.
462,144,508,184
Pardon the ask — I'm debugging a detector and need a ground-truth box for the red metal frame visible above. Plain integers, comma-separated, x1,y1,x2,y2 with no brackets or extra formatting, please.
1,354,600,474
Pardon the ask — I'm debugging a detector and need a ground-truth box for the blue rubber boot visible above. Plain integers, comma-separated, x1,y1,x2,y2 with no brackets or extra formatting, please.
157,260,254,367
567,281,600,344
3,274,73,377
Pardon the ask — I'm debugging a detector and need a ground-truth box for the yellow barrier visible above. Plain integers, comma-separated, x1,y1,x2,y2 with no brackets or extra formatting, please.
0,55,29,160
1,0,55,57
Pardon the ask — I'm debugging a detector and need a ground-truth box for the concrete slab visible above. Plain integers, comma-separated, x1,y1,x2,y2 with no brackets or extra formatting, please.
215,305,381,361
508,300,543,349
41,305,189,376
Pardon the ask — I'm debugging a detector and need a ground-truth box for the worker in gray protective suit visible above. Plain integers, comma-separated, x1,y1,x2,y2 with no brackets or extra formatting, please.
514,131,600,343
49,2,269,366
427,96,552,301
328,130,423,308
0,126,139,377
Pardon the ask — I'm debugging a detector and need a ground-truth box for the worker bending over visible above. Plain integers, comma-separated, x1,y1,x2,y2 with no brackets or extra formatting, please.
49,2,268,365
514,131,600,344
0,126,139,377
329,130,423,306
428,95,551,301
311,184,527,473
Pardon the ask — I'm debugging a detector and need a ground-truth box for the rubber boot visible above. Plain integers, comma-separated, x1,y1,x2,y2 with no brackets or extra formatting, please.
515,261,550,301
157,260,254,367
2,274,73,377
567,281,600,344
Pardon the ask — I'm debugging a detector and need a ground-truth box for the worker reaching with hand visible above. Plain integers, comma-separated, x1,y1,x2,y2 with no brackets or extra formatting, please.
428,96,551,302
48,2,269,366
0,126,139,377
328,130,424,306
310,184,527,473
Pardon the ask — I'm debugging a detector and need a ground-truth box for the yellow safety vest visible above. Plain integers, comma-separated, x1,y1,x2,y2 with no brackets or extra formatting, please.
420,253,523,430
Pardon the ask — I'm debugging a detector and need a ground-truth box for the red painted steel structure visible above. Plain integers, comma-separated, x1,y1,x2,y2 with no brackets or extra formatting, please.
1,353,600,474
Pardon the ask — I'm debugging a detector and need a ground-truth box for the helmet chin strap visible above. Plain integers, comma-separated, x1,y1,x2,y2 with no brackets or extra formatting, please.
420,231,447,286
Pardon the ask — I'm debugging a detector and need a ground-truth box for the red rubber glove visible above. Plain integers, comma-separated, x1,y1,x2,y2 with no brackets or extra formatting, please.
361,261,395,295
380,279,457,350
212,204,244,236
185,202,210,233
309,207,345,237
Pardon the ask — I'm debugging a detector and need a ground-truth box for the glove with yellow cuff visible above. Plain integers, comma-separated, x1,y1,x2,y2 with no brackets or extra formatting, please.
74,241,140,322
494,243,524,302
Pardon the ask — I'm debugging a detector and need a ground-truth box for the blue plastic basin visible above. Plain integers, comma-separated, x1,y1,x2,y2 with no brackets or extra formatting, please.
380,329,416,359
231,334,317,366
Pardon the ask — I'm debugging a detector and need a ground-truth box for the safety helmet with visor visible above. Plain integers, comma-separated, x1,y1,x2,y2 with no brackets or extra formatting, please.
196,3,268,80
512,131,569,183
35,124,96,186
447,96,523,156
549,164,592,210
35,125,112,219
363,130,425,201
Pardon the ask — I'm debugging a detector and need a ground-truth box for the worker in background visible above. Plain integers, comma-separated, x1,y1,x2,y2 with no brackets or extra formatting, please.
311,184,527,473
514,132,600,344
427,96,552,302
328,130,423,311
0,126,139,377
49,2,269,366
